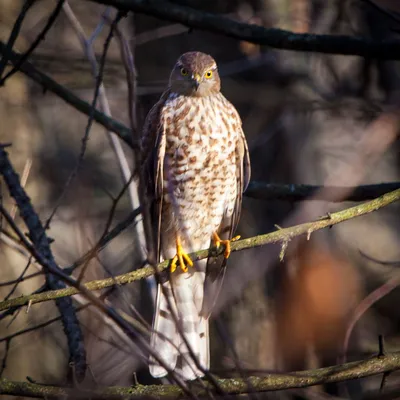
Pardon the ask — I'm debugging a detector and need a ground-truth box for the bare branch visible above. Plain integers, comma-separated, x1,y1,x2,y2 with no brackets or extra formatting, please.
0,40,134,147
0,0,35,79
245,182,400,202
44,11,122,229
63,206,141,274
0,147,87,381
0,0,65,85
86,0,400,59
342,274,400,364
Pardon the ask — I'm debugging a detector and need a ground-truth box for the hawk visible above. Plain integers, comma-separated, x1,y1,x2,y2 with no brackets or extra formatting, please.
141,51,251,381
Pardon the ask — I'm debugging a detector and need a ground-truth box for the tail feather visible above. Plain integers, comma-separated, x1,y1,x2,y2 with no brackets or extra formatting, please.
149,283,179,378
150,268,209,380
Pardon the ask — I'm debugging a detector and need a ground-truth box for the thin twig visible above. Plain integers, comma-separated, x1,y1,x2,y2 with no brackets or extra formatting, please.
111,11,156,308
77,173,134,282
62,4,146,286
0,40,134,147
0,0,35,80
3,258,33,301
10,158,32,219
44,11,122,229
63,206,141,274
0,0,65,85
0,340,10,378
341,274,400,364
0,270,42,288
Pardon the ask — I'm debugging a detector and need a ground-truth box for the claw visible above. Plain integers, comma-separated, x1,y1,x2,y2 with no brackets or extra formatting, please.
212,232,240,259
170,236,193,273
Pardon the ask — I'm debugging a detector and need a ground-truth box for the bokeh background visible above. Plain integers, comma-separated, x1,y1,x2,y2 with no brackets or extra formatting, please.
1,0,400,398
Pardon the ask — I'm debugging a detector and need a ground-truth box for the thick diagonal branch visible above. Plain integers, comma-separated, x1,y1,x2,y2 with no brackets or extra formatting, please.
1,188,399,312
0,147,87,381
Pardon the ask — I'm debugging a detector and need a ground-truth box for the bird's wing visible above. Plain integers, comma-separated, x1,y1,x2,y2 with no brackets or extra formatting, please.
142,90,181,377
141,90,170,271
201,106,251,317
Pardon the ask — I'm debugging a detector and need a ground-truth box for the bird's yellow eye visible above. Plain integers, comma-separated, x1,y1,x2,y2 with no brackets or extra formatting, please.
205,70,213,79
180,67,189,76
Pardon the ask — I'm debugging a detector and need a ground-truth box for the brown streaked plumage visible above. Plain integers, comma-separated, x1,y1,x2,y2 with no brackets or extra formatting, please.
141,51,251,380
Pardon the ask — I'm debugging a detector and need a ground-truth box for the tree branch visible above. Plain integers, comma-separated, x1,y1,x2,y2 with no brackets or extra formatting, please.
0,0,65,85
87,0,400,59
0,41,134,148
1,188,399,312
0,147,87,381
245,182,400,202
2,350,400,398
63,206,141,274
0,0,35,79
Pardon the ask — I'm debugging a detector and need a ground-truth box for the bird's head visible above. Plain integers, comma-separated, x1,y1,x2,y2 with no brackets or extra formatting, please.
169,52,221,97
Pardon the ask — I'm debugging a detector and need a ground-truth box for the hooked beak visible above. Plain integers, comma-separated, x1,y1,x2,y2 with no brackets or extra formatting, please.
191,73,201,90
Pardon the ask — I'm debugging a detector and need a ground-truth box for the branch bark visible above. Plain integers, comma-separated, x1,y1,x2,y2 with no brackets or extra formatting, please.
1,188,399,312
87,0,400,59
0,147,87,380
2,350,400,398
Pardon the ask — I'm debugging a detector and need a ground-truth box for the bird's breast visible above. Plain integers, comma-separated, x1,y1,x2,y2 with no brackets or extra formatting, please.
162,94,237,189
161,93,239,242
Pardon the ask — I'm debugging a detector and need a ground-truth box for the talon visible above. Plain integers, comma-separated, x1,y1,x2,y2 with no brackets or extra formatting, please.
170,256,178,273
212,232,240,259
170,236,193,273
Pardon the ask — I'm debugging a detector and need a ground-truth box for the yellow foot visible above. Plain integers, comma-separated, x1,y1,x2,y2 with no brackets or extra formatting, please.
212,232,240,259
170,237,193,273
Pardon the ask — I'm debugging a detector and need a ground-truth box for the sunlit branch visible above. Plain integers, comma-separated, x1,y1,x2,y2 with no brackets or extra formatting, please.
2,350,400,398
1,188,399,312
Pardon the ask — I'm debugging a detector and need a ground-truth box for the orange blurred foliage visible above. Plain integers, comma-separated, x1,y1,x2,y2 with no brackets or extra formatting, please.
275,238,362,368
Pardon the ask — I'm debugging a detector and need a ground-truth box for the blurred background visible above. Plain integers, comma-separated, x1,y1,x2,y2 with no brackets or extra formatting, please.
1,0,400,398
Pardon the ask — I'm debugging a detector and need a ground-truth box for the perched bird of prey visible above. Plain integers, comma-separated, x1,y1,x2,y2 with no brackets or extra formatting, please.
141,51,250,381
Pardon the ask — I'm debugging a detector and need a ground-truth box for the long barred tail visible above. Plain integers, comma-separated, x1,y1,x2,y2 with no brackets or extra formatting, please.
149,269,209,380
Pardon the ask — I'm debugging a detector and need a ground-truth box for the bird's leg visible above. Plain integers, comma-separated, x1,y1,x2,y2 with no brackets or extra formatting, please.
212,232,241,259
170,235,193,273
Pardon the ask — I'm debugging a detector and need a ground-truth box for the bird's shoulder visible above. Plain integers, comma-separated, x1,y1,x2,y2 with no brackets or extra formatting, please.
219,94,242,124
